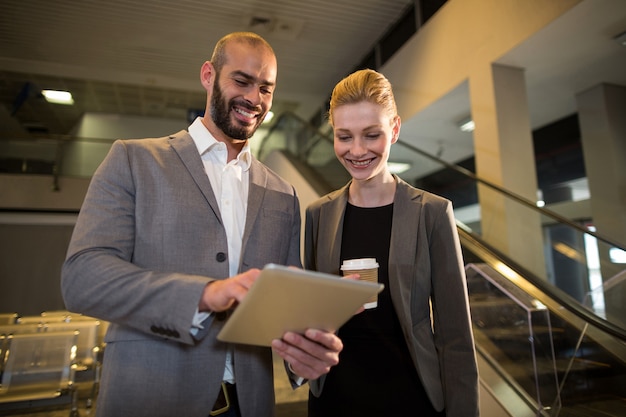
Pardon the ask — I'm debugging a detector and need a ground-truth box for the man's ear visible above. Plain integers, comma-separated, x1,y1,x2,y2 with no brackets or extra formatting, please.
200,61,215,90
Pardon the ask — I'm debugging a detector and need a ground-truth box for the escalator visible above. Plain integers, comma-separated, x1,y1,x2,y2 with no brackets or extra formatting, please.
462,232,626,416
259,112,626,417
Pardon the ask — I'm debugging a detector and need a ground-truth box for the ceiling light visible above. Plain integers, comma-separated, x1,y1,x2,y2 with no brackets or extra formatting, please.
610,247,626,263
388,161,411,174
458,118,475,132
42,89,74,105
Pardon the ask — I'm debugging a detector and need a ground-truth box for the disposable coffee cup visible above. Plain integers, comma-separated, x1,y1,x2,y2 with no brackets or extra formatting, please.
341,258,379,309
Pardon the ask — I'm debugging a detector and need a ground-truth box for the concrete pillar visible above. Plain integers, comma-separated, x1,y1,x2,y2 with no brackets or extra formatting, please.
469,64,547,279
576,83,626,321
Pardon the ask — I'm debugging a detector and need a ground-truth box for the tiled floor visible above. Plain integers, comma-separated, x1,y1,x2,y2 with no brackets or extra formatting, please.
0,353,308,417
276,401,307,417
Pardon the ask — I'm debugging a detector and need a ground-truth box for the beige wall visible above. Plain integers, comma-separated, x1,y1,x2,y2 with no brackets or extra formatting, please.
379,0,583,278
383,0,581,121
0,174,89,211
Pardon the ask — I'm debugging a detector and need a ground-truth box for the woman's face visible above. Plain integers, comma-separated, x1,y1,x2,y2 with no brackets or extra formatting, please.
332,101,400,182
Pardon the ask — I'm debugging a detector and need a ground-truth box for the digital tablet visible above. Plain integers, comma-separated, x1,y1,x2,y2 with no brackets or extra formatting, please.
217,263,384,346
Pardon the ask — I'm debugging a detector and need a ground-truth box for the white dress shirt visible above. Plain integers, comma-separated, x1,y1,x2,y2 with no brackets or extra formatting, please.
188,117,251,384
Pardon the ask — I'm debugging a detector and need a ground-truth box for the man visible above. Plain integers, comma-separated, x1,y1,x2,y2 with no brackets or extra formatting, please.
62,32,342,417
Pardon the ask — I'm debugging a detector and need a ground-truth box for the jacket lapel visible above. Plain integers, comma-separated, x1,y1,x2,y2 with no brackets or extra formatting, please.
169,131,222,222
321,184,350,273
243,159,266,246
388,177,423,317
320,179,422,276
390,178,421,271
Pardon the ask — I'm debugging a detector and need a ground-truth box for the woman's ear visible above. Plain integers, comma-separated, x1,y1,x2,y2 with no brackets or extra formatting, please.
200,61,215,91
391,115,401,144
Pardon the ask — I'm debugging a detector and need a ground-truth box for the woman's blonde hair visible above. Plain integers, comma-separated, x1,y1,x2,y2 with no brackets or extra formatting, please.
328,69,397,126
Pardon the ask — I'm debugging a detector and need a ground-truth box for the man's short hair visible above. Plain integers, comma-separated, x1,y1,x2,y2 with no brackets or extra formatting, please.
211,32,275,72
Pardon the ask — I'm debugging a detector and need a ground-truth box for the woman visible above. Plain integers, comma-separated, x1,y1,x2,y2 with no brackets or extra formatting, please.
305,69,479,416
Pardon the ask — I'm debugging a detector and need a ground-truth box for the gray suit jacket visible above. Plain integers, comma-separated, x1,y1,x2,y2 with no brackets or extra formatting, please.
62,131,302,417
304,176,479,416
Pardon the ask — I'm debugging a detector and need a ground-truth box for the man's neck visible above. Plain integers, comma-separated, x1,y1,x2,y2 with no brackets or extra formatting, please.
201,117,248,162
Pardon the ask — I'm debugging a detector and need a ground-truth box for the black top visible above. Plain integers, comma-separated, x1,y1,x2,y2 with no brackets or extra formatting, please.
308,203,442,416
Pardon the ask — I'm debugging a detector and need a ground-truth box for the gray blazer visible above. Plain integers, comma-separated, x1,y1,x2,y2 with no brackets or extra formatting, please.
62,131,302,417
305,176,479,417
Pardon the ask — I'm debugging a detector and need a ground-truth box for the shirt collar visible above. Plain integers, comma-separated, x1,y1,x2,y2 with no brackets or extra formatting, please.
188,117,252,171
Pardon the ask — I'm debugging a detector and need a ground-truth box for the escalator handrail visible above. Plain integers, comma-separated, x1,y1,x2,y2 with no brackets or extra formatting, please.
398,139,626,252
264,111,625,252
260,111,626,341
458,224,626,341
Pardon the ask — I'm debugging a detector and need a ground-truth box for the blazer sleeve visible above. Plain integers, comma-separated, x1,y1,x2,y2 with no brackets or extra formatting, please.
429,200,479,416
304,204,319,271
302,201,328,397
61,140,213,346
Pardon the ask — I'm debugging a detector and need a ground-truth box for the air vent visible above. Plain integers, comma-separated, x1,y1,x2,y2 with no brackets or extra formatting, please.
244,14,275,33
243,14,304,40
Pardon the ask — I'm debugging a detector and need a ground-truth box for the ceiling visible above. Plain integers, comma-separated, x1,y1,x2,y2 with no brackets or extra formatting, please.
398,0,626,173
0,0,414,138
1,0,625,176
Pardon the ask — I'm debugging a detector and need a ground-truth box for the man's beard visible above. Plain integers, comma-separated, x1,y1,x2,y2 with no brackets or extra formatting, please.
210,76,265,140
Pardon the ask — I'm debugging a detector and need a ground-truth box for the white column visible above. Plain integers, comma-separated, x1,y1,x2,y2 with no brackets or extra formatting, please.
576,83,626,322
469,63,547,279
576,83,626,250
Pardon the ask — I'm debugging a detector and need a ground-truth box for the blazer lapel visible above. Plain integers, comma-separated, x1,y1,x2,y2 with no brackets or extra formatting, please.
390,179,421,264
320,185,350,273
169,131,221,222
243,159,266,246
389,177,422,306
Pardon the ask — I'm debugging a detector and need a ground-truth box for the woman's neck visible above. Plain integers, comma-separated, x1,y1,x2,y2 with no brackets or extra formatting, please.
348,173,396,208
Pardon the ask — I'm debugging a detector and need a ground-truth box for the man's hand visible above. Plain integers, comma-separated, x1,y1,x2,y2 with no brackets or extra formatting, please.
198,269,260,312
271,329,343,380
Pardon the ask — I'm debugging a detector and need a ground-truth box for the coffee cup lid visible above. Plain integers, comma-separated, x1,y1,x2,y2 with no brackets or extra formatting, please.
340,258,379,270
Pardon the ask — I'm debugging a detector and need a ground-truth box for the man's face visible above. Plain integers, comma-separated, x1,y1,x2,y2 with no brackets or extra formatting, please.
209,43,277,141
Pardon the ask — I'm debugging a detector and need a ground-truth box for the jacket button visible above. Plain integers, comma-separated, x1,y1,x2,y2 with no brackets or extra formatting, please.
216,252,227,262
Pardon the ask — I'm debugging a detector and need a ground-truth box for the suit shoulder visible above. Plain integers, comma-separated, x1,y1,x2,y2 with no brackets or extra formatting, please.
254,161,297,195
397,179,451,209
307,187,345,212
107,132,191,164
114,131,187,149
421,189,451,206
